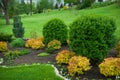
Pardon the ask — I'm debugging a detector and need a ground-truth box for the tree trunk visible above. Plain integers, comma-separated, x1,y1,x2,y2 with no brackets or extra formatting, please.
0,0,10,25
4,9,10,25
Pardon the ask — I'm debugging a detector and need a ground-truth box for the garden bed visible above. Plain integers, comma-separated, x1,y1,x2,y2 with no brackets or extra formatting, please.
0,44,117,80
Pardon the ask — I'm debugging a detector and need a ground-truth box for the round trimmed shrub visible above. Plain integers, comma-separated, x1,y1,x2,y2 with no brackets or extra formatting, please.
43,18,68,45
10,38,25,47
69,15,116,63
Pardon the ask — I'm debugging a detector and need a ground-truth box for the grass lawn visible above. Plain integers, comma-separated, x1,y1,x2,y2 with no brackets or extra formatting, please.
0,4,120,39
0,64,63,80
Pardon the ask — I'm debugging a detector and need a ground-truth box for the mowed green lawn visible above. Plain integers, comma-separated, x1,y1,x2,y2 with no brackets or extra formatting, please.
0,4,120,39
0,64,63,80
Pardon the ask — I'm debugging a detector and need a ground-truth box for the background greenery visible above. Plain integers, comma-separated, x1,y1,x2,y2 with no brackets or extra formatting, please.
0,4,120,39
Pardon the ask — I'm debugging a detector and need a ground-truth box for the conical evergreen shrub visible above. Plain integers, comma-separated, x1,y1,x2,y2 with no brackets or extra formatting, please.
13,15,24,38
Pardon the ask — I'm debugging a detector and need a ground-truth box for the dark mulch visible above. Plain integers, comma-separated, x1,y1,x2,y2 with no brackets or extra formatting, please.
0,45,117,80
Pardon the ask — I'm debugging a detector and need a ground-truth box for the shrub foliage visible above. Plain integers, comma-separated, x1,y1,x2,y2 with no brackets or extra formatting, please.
43,18,68,45
46,40,61,53
25,37,45,49
0,41,8,52
0,33,13,42
99,57,120,77
13,15,24,38
4,50,19,63
56,50,75,64
69,15,116,62
10,38,25,47
68,56,91,76
47,40,61,50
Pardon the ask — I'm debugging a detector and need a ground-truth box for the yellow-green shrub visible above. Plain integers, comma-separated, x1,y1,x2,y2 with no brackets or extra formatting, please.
56,50,75,64
68,56,91,76
99,57,120,77
25,37,45,49
47,40,61,50
0,41,8,52
46,40,61,53
63,6,68,10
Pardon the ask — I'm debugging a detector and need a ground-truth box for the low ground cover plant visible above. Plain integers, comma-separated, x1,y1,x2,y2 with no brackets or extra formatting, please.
19,49,30,56
4,50,20,64
37,52,49,57
4,49,30,64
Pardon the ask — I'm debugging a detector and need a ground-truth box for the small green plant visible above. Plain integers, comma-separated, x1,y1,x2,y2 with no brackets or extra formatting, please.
12,15,24,38
37,52,49,57
10,38,25,47
46,40,61,53
4,50,20,64
68,56,91,76
99,57,120,77
19,49,30,56
56,50,75,64
43,18,68,45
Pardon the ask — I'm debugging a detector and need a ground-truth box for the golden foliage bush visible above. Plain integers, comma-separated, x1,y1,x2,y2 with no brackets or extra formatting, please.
47,40,61,50
68,56,91,76
0,41,8,52
25,37,45,49
99,57,120,77
56,50,75,64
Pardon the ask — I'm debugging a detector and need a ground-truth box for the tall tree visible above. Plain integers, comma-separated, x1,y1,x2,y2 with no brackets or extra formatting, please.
0,0,10,25
37,0,53,13
30,0,32,16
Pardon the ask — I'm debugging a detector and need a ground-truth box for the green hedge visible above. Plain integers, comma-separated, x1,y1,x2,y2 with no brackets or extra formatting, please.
69,15,116,63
